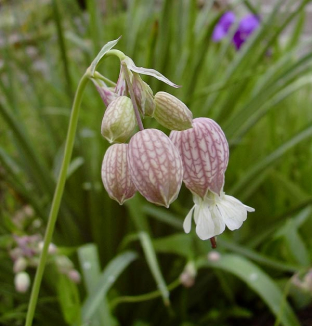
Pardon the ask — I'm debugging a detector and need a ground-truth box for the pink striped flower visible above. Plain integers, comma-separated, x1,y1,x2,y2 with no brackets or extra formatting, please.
170,118,254,240
170,118,229,197
128,129,183,207
101,144,136,204
91,78,119,107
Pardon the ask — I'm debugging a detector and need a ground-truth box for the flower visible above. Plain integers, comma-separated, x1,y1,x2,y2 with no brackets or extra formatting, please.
101,143,136,205
233,14,260,50
15,272,30,293
115,56,179,116
154,91,193,131
91,78,119,107
184,192,254,240
101,96,136,143
212,11,236,42
170,118,229,197
128,129,183,207
212,11,260,50
170,118,254,241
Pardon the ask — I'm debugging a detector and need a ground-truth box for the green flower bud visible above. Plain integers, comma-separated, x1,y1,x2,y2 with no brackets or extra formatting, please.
132,73,155,116
154,92,193,131
101,96,136,143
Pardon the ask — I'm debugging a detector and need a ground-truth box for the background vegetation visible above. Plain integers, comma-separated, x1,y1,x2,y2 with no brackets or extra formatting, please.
1,0,312,325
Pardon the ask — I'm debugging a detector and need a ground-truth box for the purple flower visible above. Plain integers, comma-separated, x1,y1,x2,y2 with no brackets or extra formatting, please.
233,14,260,49
213,12,260,50
212,11,236,42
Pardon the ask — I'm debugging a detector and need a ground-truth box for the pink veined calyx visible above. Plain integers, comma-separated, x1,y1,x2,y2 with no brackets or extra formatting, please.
170,118,254,242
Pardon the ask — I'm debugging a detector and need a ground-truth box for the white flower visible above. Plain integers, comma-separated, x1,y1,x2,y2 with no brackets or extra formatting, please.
183,192,255,240
14,272,31,293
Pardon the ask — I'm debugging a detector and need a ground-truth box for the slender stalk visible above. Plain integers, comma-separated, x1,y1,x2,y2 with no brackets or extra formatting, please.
25,71,90,326
94,72,117,86
122,63,144,131
110,277,181,308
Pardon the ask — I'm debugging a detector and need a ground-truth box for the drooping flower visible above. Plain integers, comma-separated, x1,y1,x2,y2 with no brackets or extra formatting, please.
170,118,229,197
101,144,136,205
233,14,260,50
91,78,119,107
212,11,236,42
154,91,193,131
115,56,180,116
170,118,254,240
128,129,183,207
184,192,254,240
101,96,136,143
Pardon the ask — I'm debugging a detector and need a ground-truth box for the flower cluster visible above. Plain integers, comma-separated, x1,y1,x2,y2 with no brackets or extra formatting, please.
95,46,254,244
212,11,260,50
9,206,80,292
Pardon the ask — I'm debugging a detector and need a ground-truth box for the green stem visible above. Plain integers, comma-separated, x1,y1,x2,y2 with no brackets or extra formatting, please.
110,278,181,308
25,71,90,326
93,72,117,86
105,49,127,60
122,63,144,131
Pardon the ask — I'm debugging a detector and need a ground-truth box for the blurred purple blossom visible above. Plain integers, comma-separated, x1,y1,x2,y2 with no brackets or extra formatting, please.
233,14,260,49
212,11,236,42
212,11,260,50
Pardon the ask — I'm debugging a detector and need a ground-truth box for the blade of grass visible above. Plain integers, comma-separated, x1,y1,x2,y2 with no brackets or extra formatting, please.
81,251,138,321
127,197,170,306
51,0,73,97
78,243,113,326
197,254,301,326
229,123,312,195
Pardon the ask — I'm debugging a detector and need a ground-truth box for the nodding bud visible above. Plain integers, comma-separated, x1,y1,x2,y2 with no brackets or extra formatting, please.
115,67,127,96
132,73,155,116
101,96,136,143
128,129,183,207
101,144,136,205
67,269,81,283
170,118,229,197
154,92,193,131
15,272,30,293
92,78,119,107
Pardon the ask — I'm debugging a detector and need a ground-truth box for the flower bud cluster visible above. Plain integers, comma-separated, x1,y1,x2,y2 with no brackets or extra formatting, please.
98,56,192,207
10,233,80,293
95,48,254,243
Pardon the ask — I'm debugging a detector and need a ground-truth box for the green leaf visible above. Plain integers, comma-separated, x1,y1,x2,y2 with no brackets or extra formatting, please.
197,254,301,326
78,244,113,326
138,232,170,306
230,123,312,195
153,233,194,258
89,37,121,76
56,274,81,325
82,251,137,322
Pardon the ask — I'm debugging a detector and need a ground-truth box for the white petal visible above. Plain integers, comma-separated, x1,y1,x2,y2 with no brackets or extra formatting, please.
195,205,225,240
183,205,195,234
217,195,254,231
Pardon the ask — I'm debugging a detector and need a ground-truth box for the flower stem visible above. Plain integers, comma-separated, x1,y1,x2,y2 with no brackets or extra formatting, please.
25,71,90,326
122,63,144,131
93,71,116,87
110,277,180,308
210,237,217,249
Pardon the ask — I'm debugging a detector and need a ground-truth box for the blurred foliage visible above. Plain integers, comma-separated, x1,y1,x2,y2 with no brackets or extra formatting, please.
1,0,312,325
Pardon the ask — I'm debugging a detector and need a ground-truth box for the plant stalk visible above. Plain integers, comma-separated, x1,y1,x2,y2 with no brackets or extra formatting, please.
122,63,144,131
25,71,90,326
